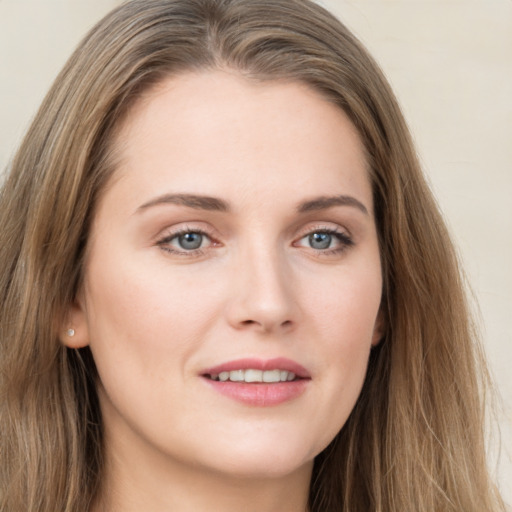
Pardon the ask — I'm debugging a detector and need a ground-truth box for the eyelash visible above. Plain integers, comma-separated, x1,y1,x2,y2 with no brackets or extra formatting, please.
156,226,354,257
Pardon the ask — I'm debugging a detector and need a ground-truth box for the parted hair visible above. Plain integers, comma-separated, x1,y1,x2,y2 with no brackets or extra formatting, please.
0,1,505,511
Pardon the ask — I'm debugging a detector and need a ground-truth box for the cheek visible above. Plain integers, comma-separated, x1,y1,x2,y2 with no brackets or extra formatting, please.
82,260,222,431
82,256,220,392
311,259,382,342
305,263,381,428
85,252,219,340
318,288,377,388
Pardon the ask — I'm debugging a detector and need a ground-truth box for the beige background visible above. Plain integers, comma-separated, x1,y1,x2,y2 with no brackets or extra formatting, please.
0,0,510,502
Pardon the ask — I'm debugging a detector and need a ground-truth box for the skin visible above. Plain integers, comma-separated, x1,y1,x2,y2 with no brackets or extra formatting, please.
64,70,383,512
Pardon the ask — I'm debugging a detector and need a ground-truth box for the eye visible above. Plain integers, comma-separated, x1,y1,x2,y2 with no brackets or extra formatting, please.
295,228,353,253
157,229,214,254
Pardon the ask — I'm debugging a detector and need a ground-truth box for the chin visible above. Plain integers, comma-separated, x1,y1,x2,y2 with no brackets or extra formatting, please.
190,429,326,481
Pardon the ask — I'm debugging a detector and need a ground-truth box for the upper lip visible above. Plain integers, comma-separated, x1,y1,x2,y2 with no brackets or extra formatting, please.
202,357,311,379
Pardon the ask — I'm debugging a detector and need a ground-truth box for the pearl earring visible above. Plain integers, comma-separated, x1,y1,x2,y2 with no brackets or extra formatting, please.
67,328,75,337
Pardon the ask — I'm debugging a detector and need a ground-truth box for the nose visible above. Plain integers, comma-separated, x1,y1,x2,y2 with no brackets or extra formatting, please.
225,245,298,334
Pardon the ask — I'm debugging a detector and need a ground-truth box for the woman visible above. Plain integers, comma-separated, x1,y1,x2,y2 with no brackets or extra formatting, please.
0,0,505,510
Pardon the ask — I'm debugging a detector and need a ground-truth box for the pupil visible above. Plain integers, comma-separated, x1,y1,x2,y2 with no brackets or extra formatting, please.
179,232,202,250
309,232,331,250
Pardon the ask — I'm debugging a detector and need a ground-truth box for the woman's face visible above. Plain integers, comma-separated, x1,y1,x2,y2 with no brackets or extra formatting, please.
66,71,383,482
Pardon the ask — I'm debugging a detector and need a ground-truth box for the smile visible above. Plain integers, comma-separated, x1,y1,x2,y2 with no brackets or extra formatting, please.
208,369,296,383
201,358,310,406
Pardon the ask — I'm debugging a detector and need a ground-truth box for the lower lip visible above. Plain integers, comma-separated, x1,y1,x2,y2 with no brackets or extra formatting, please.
202,378,309,407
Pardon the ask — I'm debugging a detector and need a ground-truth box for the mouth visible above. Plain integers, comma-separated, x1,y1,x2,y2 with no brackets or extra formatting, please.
200,358,310,406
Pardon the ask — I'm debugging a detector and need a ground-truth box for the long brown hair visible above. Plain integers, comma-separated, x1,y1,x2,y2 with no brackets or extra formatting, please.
0,1,505,510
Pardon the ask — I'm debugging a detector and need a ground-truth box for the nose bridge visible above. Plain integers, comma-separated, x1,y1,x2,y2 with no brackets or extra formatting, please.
227,235,296,332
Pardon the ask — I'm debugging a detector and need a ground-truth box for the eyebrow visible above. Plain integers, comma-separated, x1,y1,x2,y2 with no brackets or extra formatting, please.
137,192,368,216
137,193,229,212
297,195,369,215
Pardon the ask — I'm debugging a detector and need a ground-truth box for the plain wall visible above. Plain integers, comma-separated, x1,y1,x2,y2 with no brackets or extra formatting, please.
1,0,510,503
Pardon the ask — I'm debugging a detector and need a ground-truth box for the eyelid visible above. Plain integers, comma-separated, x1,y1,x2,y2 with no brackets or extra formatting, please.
294,222,352,240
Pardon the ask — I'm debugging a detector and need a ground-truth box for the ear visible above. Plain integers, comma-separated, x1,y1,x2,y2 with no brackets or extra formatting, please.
371,308,386,347
59,295,90,349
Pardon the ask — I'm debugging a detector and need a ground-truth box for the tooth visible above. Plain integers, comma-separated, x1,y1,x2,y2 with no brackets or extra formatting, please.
244,369,263,382
263,369,281,383
212,369,298,383
229,370,244,382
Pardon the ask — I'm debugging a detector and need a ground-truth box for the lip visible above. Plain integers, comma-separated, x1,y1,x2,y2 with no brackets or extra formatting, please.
201,358,311,407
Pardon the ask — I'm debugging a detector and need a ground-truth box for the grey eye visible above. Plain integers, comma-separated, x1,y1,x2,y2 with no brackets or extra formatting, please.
308,232,332,250
177,232,204,250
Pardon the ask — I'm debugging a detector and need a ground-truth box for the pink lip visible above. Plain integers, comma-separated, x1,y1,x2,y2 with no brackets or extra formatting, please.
201,358,311,407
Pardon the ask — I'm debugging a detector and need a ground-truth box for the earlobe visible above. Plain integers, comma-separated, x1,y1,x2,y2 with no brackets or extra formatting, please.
59,298,90,349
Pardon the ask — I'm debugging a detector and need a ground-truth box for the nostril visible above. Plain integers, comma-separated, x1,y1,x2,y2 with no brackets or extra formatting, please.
238,318,294,331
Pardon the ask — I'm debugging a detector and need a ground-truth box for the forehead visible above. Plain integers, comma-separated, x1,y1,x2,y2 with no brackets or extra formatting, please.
107,70,372,213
